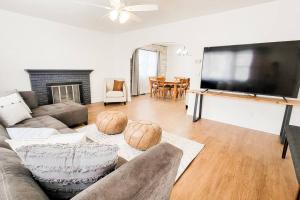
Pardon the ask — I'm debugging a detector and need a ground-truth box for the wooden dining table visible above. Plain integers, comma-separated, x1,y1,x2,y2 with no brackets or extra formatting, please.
149,78,181,100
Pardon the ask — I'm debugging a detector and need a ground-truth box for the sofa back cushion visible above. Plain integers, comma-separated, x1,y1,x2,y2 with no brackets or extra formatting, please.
0,147,49,200
15,143,119,200
0,124,11,149
19,91,39,109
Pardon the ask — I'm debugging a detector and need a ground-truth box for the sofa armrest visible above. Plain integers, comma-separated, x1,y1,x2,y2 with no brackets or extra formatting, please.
19,91,39,109
123,82,128,102
103,80,111,101
72,143,183,200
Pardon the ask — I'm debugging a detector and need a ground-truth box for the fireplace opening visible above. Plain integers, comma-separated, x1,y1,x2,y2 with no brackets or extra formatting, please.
47,82,83,104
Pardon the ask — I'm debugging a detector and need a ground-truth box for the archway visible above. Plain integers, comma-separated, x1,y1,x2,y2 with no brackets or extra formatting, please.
130,42,192,97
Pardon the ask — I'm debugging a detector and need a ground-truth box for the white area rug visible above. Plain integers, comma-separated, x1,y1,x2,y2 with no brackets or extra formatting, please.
77,124,205,181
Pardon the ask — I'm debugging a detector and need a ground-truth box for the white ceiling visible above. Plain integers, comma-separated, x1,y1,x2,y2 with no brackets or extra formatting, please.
0,0,276,33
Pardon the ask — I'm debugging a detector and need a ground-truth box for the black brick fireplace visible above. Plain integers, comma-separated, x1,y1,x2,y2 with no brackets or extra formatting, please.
25,69,93,105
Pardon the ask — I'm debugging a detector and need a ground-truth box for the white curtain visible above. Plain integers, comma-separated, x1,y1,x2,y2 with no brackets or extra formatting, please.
138,49,159,94
130,50,139,96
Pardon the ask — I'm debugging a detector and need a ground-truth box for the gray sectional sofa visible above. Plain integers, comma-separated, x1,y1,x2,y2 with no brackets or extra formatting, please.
0,91,183,200
0,91,87,148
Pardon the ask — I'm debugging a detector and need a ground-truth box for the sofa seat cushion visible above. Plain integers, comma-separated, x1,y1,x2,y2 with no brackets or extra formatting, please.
106,91,124,98
12,116,75,134
0,147,49,200
32,102,88,127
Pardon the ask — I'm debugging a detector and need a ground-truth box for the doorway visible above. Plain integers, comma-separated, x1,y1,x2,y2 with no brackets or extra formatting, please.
131,48,159,96
138,49,159,94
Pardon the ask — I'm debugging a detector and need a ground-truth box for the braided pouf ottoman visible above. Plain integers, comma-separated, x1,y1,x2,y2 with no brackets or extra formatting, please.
96,111,128,135
124,120,162,151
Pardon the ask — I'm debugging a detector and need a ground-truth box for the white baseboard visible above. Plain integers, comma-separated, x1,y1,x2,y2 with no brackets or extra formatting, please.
91,97,103,104
91,97,132,104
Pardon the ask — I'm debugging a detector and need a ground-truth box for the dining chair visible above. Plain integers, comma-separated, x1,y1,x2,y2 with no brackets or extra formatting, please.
156,80,166,98
149,77,158,97
156,80,174,99
177,78,190,98
174,77,182,82
156,76,166,82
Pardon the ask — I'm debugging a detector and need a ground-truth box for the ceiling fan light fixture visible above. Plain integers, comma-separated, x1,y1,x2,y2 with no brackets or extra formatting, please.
72,0,159,24
176,46,189,56
109,10,119,21
119,11,130,24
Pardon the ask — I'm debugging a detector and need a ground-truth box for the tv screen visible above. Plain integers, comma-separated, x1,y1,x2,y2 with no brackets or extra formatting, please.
201,41,300,98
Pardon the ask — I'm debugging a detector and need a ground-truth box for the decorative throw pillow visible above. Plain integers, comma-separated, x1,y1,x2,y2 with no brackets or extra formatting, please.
0,98,32,127
113,80,124,91
15,143,119,200
0,91,32,113
6,128,59,140
5,132,86,151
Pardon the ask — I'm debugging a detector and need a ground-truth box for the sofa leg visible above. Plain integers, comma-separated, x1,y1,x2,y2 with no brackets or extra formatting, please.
83,121,88,125
282,137,288,159
104,103,107,106
124,102,127,105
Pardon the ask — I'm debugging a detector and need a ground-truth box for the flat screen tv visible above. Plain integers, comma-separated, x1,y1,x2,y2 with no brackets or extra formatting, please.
201,40,300,98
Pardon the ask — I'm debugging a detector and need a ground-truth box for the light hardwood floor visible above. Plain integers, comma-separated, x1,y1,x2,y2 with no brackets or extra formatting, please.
87,95,297,200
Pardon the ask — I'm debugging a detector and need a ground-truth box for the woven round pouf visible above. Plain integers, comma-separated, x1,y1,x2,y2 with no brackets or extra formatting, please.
96,111,128,135
124,121,162,151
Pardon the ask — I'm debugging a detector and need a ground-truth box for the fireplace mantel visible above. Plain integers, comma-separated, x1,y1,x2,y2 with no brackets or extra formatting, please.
26,69,93,105
25,69,93,73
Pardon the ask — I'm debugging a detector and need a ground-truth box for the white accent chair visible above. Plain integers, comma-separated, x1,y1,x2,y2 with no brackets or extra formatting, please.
103,78,128,106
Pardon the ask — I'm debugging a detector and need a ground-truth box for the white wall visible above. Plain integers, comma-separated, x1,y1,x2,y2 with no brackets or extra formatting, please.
112,0,300,134
0,9,115,103
166,44,195,80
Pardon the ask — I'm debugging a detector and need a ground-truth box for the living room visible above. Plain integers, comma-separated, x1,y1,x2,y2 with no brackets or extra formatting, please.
1,0,300,200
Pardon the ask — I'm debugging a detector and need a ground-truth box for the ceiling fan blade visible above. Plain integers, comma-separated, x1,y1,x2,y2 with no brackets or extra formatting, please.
129,12,142,22
72,0,112,10
109,0,123,8
124,4,159,12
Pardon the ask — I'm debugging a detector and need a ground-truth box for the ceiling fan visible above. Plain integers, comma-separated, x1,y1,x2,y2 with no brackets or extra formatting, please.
73,0,159,24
